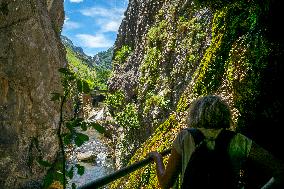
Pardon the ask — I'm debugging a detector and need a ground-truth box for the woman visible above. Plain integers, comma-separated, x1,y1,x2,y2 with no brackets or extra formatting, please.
148,95,284,189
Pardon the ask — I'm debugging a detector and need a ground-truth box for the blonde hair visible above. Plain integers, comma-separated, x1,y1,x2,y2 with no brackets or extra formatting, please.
187,95,232,129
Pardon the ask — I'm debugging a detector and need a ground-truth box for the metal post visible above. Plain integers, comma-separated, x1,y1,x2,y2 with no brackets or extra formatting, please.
78,148,172,189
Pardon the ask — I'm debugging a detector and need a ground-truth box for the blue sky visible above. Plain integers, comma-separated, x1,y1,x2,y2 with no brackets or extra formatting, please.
62,0,129,56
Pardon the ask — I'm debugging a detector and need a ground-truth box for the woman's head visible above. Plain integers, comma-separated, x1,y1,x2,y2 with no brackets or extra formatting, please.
187,95,232,129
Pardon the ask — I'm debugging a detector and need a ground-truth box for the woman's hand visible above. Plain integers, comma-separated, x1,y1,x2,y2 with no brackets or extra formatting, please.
147,149,182,189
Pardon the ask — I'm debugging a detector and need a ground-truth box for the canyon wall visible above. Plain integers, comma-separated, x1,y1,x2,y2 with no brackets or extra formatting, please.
108,0,284,187
0,0,65,188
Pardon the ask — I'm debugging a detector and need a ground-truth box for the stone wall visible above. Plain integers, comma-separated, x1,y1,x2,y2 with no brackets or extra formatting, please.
0,0,66,188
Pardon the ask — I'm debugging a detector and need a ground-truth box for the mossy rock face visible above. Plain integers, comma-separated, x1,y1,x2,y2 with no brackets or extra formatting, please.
109,0,284,187
109,113,186,189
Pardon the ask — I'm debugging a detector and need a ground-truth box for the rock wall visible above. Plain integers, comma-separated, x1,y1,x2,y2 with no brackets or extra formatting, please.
108,0,284,187
0,0,65,188
109,0,164,99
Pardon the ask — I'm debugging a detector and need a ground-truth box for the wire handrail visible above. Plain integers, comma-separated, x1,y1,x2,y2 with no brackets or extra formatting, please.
78,148,172,189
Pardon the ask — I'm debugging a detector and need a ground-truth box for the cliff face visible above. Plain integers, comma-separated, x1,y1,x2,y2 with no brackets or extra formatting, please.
109,0,164,99
0,0,65,188
108,0,284,187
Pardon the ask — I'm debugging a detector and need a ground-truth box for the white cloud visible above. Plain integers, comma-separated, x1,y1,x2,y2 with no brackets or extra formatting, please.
70,0,83,3
80,7,125,33
64,20,81,30
95,19,122,33
104,20,121,32
80,7,125,18
76,34,113,48
63,17,81,30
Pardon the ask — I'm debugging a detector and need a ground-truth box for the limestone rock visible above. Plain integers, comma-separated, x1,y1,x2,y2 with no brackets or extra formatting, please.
108,0,164,99
0,0,66,188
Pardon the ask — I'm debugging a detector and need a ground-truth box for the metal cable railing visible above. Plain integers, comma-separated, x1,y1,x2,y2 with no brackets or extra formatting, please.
78,148,172,189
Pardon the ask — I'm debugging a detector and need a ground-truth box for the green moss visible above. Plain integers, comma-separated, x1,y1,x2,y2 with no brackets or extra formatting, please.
139,47,162,91
109,113,183,188
191,1,263,95
143,93,170,115
115,103,140,129
176,1,268,113
176,92,194,112
113,45,132,65
226,32,270,129
105,90,125,113
110,0,273,188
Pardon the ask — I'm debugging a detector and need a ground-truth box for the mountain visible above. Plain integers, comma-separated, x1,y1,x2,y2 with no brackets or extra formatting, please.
92,48,113,89
61,35,114,70
93,47,114,70
61,35,93,67
61,35,84,54
61,35,113,90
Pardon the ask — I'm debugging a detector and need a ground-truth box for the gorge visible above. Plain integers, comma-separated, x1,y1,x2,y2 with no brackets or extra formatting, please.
1,0,284,188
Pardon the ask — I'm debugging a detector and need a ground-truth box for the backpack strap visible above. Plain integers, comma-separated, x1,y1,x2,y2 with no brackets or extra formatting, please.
187,128,205,146
215,129,236,153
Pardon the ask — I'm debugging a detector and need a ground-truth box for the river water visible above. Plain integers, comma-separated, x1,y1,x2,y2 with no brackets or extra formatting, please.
66,108,115,189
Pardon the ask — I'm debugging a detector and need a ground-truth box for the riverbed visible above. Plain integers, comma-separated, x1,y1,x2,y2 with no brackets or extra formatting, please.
66,123,115,188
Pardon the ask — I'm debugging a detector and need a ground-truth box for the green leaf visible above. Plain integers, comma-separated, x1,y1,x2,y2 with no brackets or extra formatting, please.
72,183,77,189
90,122,106,134
67,74,76,81
73,118,84,127
43,172,54,188
54,170,64,185
67,166,74,179
76,164,85,176
63,133,72,145
50,92,61,101
82,80,90,93
73,117,84,123
37,159,52,167
58,67,72,75
80,122,87,131
77,79,83,93
66,122,74,131
74,133,89,147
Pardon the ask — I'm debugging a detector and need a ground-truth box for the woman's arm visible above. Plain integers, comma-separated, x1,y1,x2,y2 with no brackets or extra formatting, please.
248,142,284,189
148,148,182,189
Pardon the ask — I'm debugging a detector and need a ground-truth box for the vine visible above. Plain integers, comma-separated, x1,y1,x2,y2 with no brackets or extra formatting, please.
41,67,105,189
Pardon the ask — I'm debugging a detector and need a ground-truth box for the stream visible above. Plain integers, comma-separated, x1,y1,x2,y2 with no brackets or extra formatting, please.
66,107,115,189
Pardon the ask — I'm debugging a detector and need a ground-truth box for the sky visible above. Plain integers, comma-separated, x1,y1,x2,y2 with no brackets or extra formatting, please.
62,0,129,56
